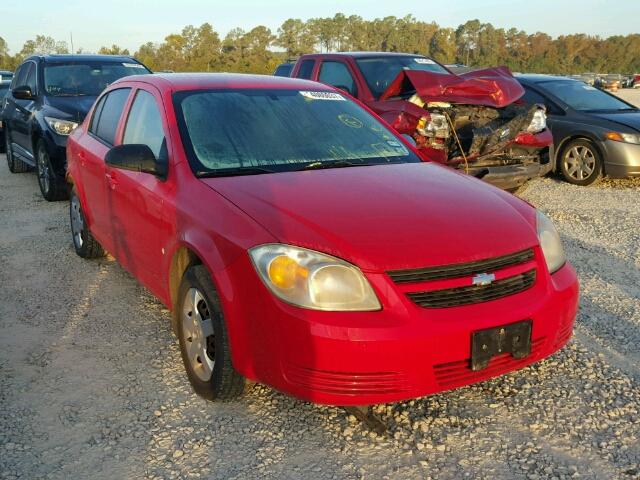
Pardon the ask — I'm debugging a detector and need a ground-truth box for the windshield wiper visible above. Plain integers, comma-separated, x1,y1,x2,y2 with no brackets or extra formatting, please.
297,160,372,171
195,166,277,178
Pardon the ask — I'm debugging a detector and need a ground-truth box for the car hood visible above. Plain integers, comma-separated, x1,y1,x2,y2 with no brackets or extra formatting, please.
590,111,640,132
379,66,524,108
44,95,98,123
200,163,537,272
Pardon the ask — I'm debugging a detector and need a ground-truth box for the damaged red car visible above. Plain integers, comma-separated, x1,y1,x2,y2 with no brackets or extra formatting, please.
291,52,553,191
66,73,578,407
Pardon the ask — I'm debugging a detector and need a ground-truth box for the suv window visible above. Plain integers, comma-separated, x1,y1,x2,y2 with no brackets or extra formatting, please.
91,88,131,145
318,61,357,97
12,64,28,90
24,63,37,94
296,60,315,80
123,90,165,159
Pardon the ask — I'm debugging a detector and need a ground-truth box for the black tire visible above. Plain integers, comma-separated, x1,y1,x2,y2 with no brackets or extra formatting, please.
176,265,245,401
559,139,603,186
69,188,105,259
5,130,30,173
36,139,68,201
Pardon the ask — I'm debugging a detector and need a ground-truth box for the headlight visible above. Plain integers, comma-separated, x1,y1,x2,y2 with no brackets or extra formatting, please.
45,117,78,136
536,211,566,274
527,109,547,133
249,244,381,311
605,131,640,144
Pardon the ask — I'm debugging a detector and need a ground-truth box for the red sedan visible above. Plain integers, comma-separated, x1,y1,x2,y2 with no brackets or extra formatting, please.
66,73,579,406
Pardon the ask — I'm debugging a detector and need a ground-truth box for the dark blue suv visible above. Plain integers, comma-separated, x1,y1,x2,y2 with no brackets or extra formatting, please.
2,55,151,200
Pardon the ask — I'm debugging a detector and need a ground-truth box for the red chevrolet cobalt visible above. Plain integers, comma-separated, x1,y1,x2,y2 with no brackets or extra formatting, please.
66,74,578,406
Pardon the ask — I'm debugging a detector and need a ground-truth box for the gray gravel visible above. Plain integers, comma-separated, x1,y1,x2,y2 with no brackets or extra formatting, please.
0,152,639,480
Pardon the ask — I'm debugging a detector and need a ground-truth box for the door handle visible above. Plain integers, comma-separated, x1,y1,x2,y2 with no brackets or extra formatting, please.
105,172,118,190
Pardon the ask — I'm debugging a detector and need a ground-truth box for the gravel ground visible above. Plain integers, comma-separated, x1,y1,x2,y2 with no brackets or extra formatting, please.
1,144,639,479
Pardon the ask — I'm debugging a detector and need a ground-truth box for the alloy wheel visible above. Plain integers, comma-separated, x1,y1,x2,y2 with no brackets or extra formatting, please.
70,195,84,249
564,145,596,181
37,146,51,195
182,288,215,381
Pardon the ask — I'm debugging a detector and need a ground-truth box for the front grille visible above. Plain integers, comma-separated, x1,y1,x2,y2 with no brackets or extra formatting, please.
387,248,534,284
284,364,409,396
433,337,545,388
407,269,536,308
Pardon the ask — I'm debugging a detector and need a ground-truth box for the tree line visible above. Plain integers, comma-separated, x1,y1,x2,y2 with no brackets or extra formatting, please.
1,15,639,75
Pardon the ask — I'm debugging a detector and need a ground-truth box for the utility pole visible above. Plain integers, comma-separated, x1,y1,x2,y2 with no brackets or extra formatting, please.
70,32,74,54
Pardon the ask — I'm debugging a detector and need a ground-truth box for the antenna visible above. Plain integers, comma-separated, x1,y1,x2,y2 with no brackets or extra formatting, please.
70,32,74,54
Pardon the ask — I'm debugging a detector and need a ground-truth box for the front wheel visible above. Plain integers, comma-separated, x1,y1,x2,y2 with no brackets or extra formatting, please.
36,140,68,201
559,139,603,186
177,265,245,401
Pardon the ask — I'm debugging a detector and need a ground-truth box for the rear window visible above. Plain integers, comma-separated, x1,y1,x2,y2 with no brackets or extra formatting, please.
90,88,131,145
273,64,293,77
44,61,149,97
296,60,315,80
356,56,448,99
173,88,418,176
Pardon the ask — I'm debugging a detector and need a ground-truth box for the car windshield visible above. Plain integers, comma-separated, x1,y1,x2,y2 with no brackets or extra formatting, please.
174,88,419,176
44,61,150,97
356,56,449,99
541,80,634,111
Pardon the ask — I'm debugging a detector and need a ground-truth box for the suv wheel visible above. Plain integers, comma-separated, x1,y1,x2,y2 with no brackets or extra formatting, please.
176,265,245,401
36,140,68,201
69,188,105,258
560,139,603,186
5,130,30,173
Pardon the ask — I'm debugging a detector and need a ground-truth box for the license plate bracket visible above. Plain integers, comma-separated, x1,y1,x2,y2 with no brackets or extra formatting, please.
471,320,532,371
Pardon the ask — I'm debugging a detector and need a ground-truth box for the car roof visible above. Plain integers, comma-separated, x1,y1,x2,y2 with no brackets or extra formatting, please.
113,72,334,92
302,52,428,59
26,54,140,63
516,74,577,84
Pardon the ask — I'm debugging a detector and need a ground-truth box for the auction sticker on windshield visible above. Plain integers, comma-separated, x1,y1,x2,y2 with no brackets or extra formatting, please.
300,91,346,101
122,63,146,68
414,58,436,64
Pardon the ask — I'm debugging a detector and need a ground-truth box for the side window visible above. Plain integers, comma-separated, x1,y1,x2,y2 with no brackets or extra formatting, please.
318,61,358,97
24,63,37,93
89,95,107,136
12,64,27,89
522,86,562,115
123,90,166,160
92,88,131,145
296,60,315,80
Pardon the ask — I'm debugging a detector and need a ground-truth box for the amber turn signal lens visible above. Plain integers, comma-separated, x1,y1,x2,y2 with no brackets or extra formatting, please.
268,255,308,290
605,132,624,142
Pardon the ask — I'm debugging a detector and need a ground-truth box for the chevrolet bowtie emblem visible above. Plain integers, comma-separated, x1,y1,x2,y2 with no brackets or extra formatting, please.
472,273,496,286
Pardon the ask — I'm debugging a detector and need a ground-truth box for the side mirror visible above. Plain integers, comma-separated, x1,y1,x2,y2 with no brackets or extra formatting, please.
105,144,167,178
12,85,35,100
334,85,353,96
401,133,417,147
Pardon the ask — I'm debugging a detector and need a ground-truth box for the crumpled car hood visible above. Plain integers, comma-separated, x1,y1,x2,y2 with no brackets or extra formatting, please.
201,163,537,272
379,66,525,108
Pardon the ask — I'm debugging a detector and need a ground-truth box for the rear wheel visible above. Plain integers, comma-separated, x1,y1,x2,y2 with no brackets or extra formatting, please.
5,130,30,173
69,188,105,259
560,139,603,186
176,265,245,401
36,140,68,201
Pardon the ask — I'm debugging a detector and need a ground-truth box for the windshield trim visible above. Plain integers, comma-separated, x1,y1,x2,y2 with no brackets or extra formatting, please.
173,88,421,178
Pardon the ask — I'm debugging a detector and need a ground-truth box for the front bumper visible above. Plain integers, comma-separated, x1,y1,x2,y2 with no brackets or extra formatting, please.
226,253,579,406
467,155,553,191
601,139,640,177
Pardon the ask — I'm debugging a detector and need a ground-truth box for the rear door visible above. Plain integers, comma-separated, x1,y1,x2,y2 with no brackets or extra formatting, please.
77,87,131,251
106,86,172,296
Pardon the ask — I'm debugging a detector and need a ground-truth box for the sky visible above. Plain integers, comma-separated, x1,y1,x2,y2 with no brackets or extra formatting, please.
0,0,636,54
